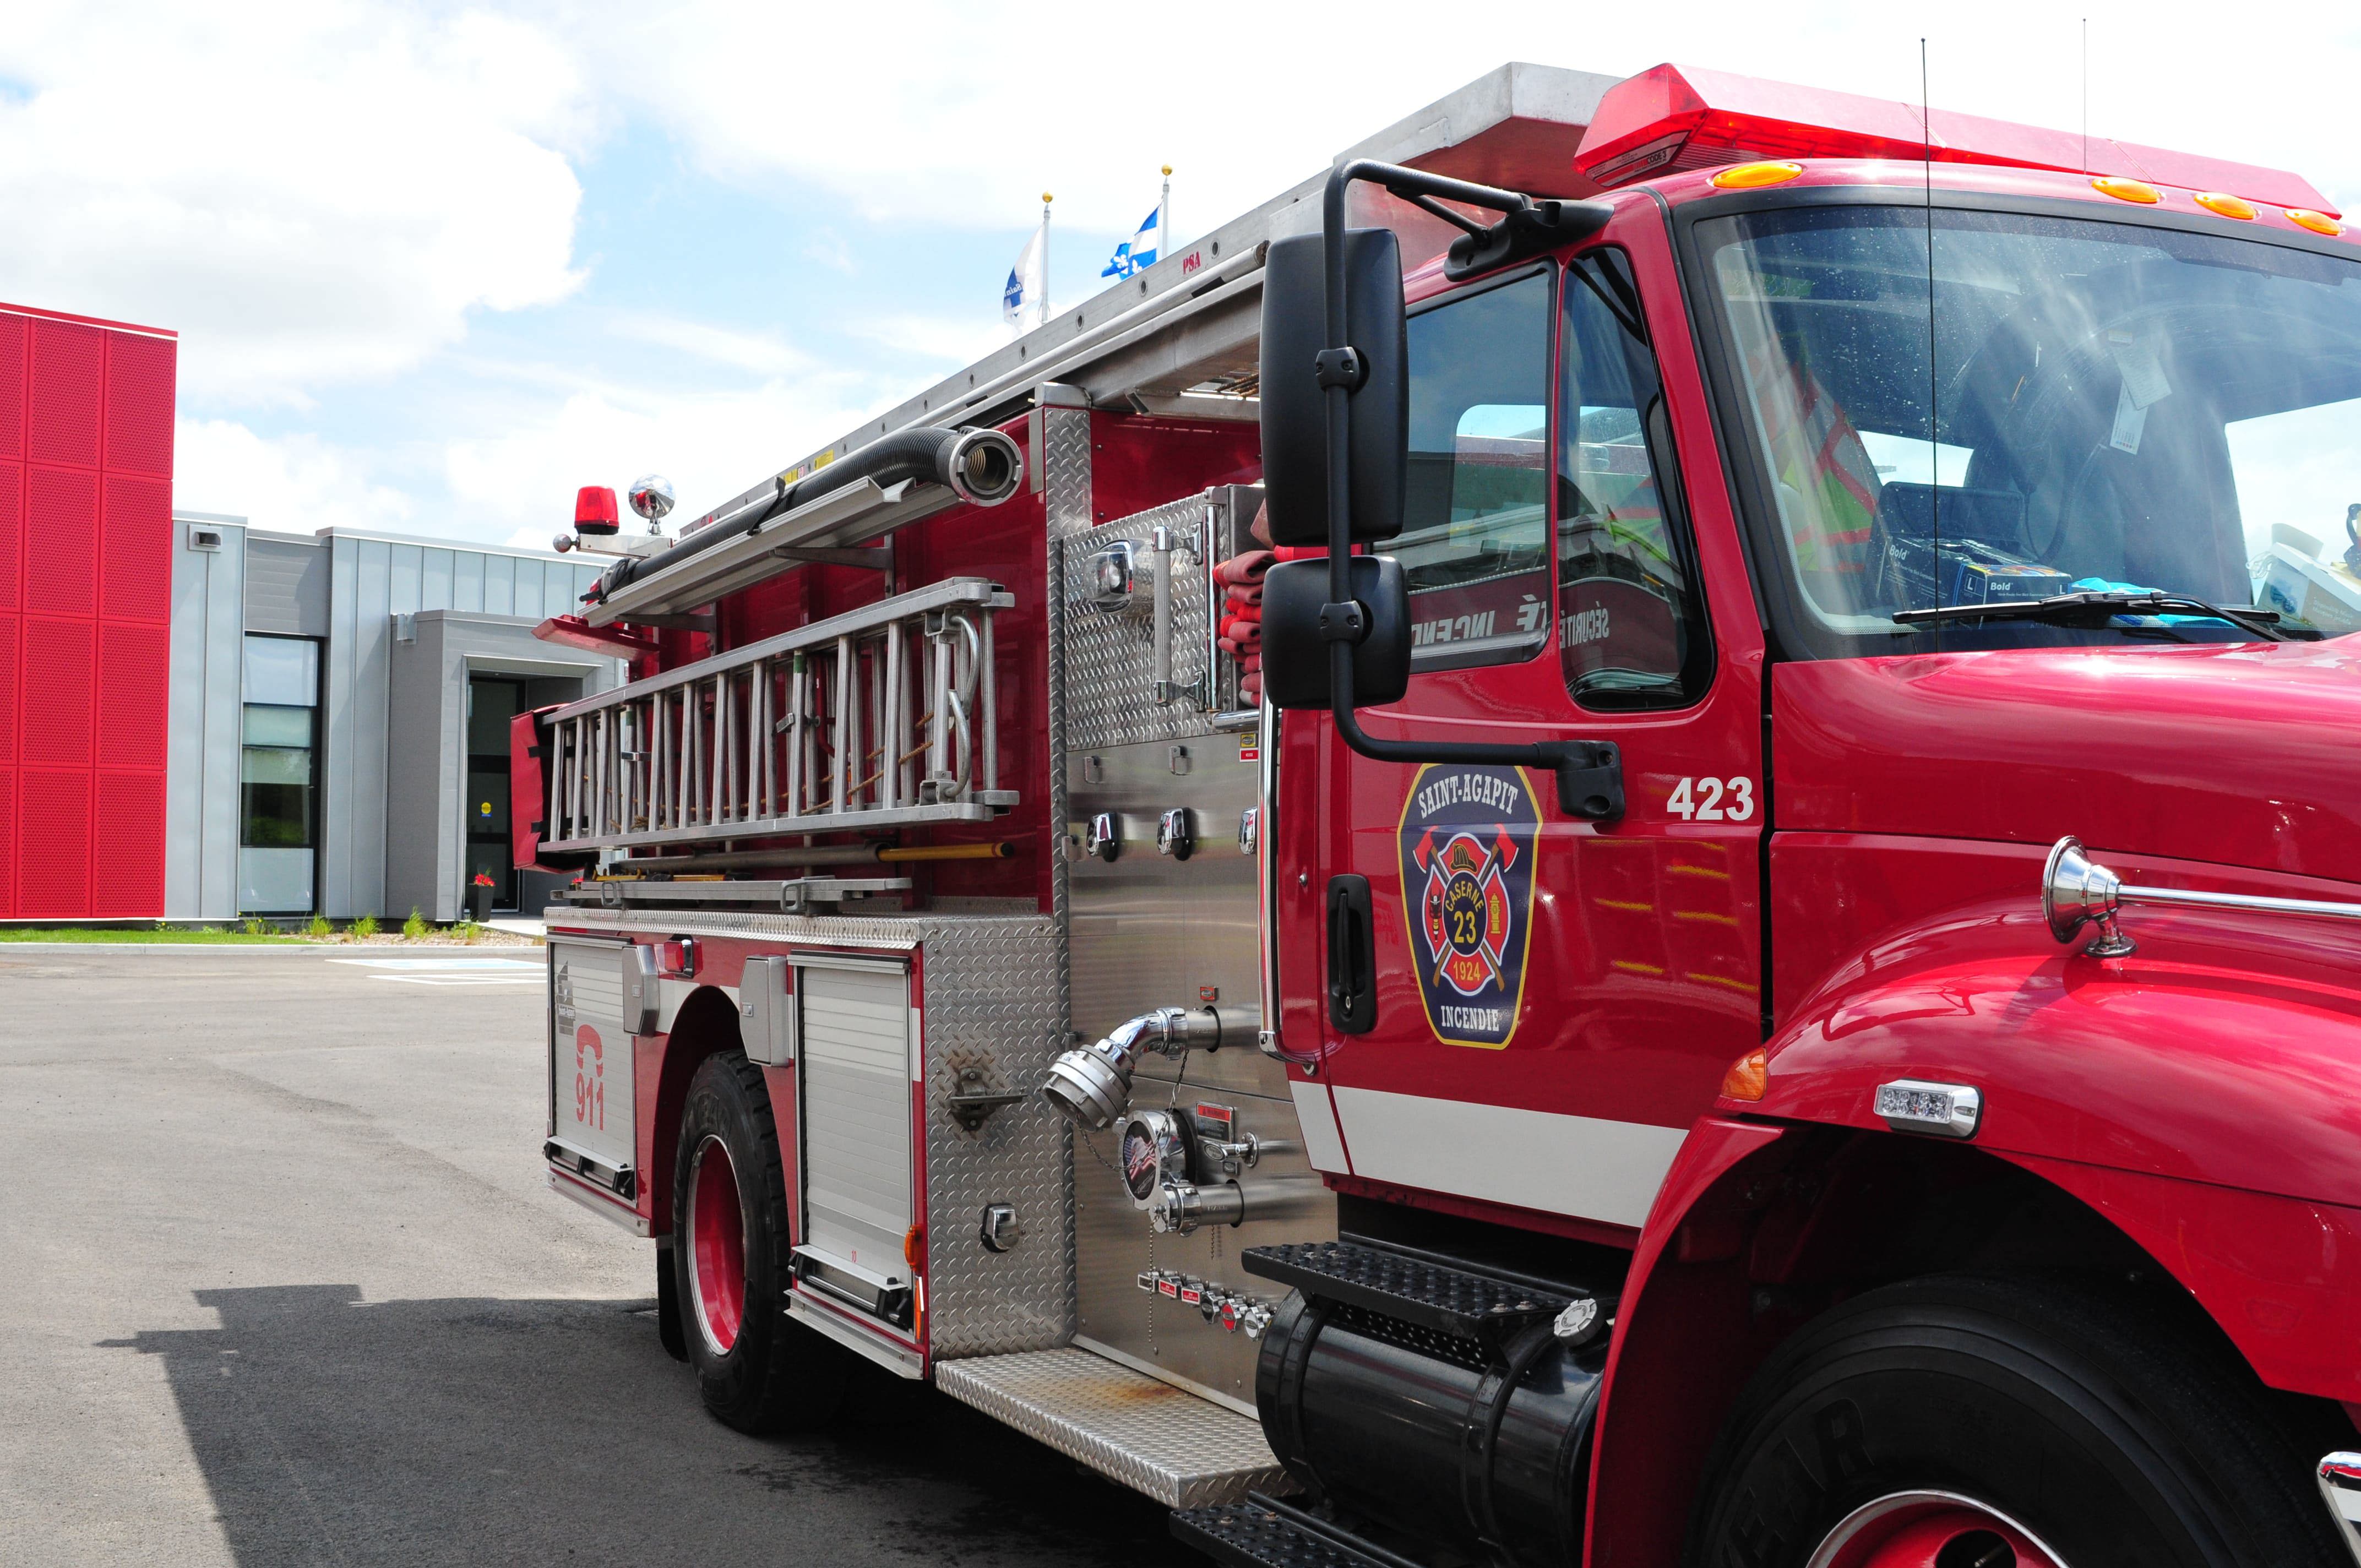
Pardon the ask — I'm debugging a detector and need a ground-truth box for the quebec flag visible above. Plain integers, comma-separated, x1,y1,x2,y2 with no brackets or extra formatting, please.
1102,204,1161,279
1004,224,1046,331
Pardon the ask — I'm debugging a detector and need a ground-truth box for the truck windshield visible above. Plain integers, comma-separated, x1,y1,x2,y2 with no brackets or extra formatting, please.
1699,204,2361,655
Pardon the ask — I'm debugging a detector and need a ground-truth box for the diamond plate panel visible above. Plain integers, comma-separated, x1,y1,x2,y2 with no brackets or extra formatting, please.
916,916,1075,1357
1041,399,1089,1076
1062,487,1249,753
933,1347,1290,1508
1041,402,1096,547
554,907,1075,1358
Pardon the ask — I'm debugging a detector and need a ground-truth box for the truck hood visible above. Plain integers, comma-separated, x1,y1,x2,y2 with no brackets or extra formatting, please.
1774,637,2361,883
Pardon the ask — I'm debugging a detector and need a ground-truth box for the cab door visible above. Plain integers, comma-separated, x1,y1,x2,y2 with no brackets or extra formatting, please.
1277,222,1765,1237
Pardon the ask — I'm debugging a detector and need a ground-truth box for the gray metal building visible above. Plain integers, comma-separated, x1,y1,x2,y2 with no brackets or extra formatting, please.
166,512,623,922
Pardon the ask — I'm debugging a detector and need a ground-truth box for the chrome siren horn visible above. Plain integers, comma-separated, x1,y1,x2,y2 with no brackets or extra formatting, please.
2042,836,2134,957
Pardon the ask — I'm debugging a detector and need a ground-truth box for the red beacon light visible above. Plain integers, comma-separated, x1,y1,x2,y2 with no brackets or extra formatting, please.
1574,62,2338,220
574,484,621,537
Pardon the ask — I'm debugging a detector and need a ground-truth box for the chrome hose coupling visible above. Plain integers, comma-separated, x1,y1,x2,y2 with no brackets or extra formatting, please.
1040,1005,1246,1130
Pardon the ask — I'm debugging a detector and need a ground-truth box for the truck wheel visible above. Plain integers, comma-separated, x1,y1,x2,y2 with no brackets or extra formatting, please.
671,1051,851,1433
1686,1273,2340,1568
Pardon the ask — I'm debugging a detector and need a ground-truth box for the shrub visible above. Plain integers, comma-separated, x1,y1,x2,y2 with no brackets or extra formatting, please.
241,916,270,937
459,919,483,944
402,908,428,941
306,914,333,939
351,913,380,940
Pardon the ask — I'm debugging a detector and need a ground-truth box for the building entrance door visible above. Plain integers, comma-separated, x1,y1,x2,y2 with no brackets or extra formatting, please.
465,677,522,913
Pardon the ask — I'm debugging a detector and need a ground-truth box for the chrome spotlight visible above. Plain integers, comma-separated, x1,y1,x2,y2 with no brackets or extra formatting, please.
627,473,676,528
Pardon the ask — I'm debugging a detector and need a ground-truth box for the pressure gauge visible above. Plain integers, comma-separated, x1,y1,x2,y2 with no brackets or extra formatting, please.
1117,1108,1192,1208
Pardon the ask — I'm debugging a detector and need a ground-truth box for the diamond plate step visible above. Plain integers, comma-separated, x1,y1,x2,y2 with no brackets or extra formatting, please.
1241,1240,1605,1354
1173,1493,1429,1568
934,1347,1289,1509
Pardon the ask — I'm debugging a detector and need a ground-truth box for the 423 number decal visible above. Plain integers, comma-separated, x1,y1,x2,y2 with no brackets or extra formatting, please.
1666,775,1755,822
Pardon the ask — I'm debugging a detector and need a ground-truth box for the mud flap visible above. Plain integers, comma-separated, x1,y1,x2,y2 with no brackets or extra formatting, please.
655,1238,687,1363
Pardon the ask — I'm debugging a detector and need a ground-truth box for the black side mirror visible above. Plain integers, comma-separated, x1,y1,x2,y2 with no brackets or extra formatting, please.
1260,557,1411,710
1254,157,1627,824
1258,228,1407,548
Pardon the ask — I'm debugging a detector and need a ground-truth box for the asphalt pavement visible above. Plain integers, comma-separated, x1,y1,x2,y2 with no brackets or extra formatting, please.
0,945,1192,1567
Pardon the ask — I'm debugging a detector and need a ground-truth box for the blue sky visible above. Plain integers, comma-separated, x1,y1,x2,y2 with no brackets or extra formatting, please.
4,1,2354,551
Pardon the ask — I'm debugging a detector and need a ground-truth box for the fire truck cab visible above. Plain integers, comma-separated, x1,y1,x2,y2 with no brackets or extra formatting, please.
519,59,2361,1568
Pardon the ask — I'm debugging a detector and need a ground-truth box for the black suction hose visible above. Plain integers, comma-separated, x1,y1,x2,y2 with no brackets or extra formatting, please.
591,424,1019,602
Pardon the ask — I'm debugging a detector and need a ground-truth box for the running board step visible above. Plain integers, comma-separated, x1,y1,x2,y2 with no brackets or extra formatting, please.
1241,1240,1609,1354
933,1348,1290,1509
1173,1493,1429,1568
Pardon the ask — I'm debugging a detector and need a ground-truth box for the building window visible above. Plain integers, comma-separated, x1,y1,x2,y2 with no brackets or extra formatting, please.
239,635,320,914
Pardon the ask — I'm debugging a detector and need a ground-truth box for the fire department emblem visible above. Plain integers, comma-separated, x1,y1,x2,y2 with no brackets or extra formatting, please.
1397,765,1542,1049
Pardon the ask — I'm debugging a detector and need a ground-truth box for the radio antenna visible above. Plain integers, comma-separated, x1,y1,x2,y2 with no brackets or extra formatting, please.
1923,39,1940,596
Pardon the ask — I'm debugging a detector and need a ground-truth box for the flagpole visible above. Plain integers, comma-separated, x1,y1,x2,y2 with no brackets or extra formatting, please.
1160,165,1172,259
1040,192,1053,329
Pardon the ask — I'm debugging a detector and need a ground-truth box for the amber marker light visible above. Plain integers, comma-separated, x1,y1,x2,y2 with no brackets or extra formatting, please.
2288,208,2345,237
2194,192,2256,220
1720,1048,1769,1102
2092,176,2161,205
1711,160,1804,189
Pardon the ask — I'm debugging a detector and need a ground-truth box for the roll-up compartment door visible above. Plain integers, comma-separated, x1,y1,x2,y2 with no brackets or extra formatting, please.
547,935,639,1200
796,962,916,1308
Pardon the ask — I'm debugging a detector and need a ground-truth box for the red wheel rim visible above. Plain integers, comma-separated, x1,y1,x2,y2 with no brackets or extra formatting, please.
1807,1491,2070,1568
688,1135,747,1354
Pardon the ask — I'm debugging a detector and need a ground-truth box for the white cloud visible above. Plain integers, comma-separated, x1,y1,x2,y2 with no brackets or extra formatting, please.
18,0,2361,572
847,313,1014,373
443,369,893,544
175,418,415,536
607,313,814,377
0,2,589,407
592,1,2361,235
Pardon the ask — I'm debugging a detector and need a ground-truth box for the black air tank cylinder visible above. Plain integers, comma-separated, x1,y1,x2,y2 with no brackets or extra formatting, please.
1257,1294,1605,1567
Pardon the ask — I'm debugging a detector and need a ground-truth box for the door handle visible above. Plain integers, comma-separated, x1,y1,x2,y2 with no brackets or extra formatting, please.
1326,874,1375,1035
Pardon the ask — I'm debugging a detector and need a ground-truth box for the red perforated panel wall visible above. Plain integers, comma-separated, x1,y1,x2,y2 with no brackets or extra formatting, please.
0,302,175,919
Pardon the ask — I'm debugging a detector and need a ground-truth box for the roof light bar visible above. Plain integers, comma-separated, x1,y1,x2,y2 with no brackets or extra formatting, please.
1574,62,2337,218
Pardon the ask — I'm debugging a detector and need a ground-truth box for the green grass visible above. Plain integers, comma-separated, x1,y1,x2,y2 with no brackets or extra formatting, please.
402,907,429,941
351,914,380,939
0,925,297,944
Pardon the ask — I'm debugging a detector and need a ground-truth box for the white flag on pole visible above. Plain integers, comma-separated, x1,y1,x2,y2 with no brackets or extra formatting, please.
1004,206,1048,333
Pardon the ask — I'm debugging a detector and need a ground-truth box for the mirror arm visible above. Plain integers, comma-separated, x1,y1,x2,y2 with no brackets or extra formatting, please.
1313,160,1625,824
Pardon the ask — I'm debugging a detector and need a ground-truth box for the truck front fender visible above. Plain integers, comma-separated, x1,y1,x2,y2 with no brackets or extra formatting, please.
1744,852,2361,1401
1756,831,2361,1210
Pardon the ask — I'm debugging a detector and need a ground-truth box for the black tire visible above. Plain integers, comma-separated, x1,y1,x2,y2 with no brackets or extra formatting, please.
670,1051,852,1433
1685,1272,2341,1568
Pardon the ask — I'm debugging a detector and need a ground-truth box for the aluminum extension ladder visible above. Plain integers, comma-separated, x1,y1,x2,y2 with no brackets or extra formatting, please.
537,577,1016,854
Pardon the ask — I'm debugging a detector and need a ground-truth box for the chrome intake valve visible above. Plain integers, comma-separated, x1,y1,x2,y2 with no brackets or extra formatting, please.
1147,1177,1247,1235
1040,1005,1253,1130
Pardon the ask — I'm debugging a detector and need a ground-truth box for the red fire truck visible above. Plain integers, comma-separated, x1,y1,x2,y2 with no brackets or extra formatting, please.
515,59,2361,1568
